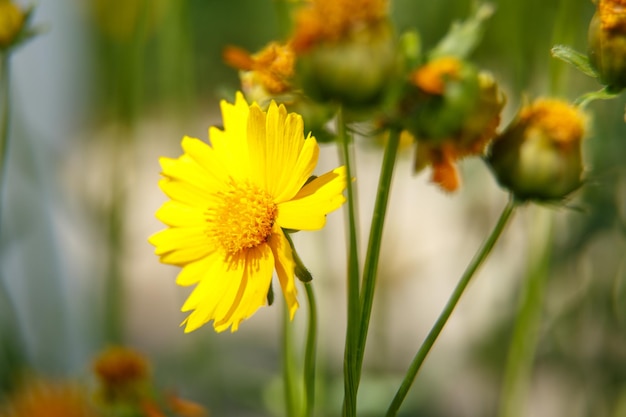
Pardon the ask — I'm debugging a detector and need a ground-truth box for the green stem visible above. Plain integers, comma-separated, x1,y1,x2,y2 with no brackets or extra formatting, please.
574,86,620,109
385,197,517,417
0,53,10,220
337,107,361,417
498,208,552,417
273,0,292,39
303,282,317,417
283,299,300,417
356,128,401,377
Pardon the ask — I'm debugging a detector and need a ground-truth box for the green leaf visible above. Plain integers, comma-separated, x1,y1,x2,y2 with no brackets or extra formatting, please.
551,44,599,78
429,2,495,60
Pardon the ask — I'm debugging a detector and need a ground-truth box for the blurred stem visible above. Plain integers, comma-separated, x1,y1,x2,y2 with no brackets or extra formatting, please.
337,107,361,417
356,128,400,377
104,136,126,344
102,2,148,344
0,53,10,224
273,0,292,39
498,207,553,417
386,197,517,417
304,282,317,417
549,0,584,96
283,299,300,417
0,52,26,390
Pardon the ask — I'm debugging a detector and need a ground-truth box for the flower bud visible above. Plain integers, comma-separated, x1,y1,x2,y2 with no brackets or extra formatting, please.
588,0,626,91
402,57,505,191
0,1,25,49
291,0,398,108
487,99,586,201
223,42,295,105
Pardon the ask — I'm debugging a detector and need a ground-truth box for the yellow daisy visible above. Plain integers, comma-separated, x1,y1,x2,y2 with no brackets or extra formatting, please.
150,92,347,333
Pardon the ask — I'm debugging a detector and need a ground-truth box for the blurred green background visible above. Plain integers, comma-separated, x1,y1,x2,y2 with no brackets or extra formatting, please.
1,0,626,416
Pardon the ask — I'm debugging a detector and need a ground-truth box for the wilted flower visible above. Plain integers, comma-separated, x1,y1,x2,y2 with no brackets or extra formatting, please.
223,42,296,105
403,57,505,191
487,98,586,201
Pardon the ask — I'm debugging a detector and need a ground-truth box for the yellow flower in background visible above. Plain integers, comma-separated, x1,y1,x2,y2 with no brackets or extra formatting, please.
150,93,347,333
0,0,25,48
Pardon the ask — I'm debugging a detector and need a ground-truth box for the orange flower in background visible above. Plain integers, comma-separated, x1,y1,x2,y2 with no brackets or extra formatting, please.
291,0,388,53
150,93,347,332
93,345,150,401
0,379,100,417
223,42,296,104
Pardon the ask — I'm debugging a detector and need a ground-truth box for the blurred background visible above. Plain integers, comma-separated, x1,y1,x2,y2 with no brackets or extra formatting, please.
1,0,626,416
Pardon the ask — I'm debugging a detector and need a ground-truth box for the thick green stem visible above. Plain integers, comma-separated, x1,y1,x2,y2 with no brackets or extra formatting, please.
356,128,401,378
386,197,517,417
498,208,552,417
337,107,361,417
283,300,300,417
303,282,317,417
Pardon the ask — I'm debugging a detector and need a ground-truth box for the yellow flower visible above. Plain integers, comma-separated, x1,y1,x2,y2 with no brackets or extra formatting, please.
0,379,100,417
150,93,347,333
0,1,25,48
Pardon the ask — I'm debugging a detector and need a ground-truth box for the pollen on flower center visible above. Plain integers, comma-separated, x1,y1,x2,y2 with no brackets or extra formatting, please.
208,182,277,255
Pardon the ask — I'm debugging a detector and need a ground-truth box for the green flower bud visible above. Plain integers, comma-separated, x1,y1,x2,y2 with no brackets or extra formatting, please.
588,0,626,91
487,99,586,201
295,20,398,109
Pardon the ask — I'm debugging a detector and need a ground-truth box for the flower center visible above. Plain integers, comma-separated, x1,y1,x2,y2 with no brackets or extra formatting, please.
208,181,277,255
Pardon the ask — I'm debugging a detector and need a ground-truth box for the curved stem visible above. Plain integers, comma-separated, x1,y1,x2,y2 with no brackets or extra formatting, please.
303,282,317,417
386,197,518,417
356,128,401,377
574,86,620,109
337,107,361,417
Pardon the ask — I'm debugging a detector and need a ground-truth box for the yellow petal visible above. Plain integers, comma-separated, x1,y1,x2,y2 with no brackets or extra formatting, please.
150,227,213,265
180,136,230,184
175,255,217,286
277,166,347,231
208,93,252,179
214,245,274,332
158,177,215,208
155,200,205,228
180,252,239,332
269,227,298,319
273,133,319,203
